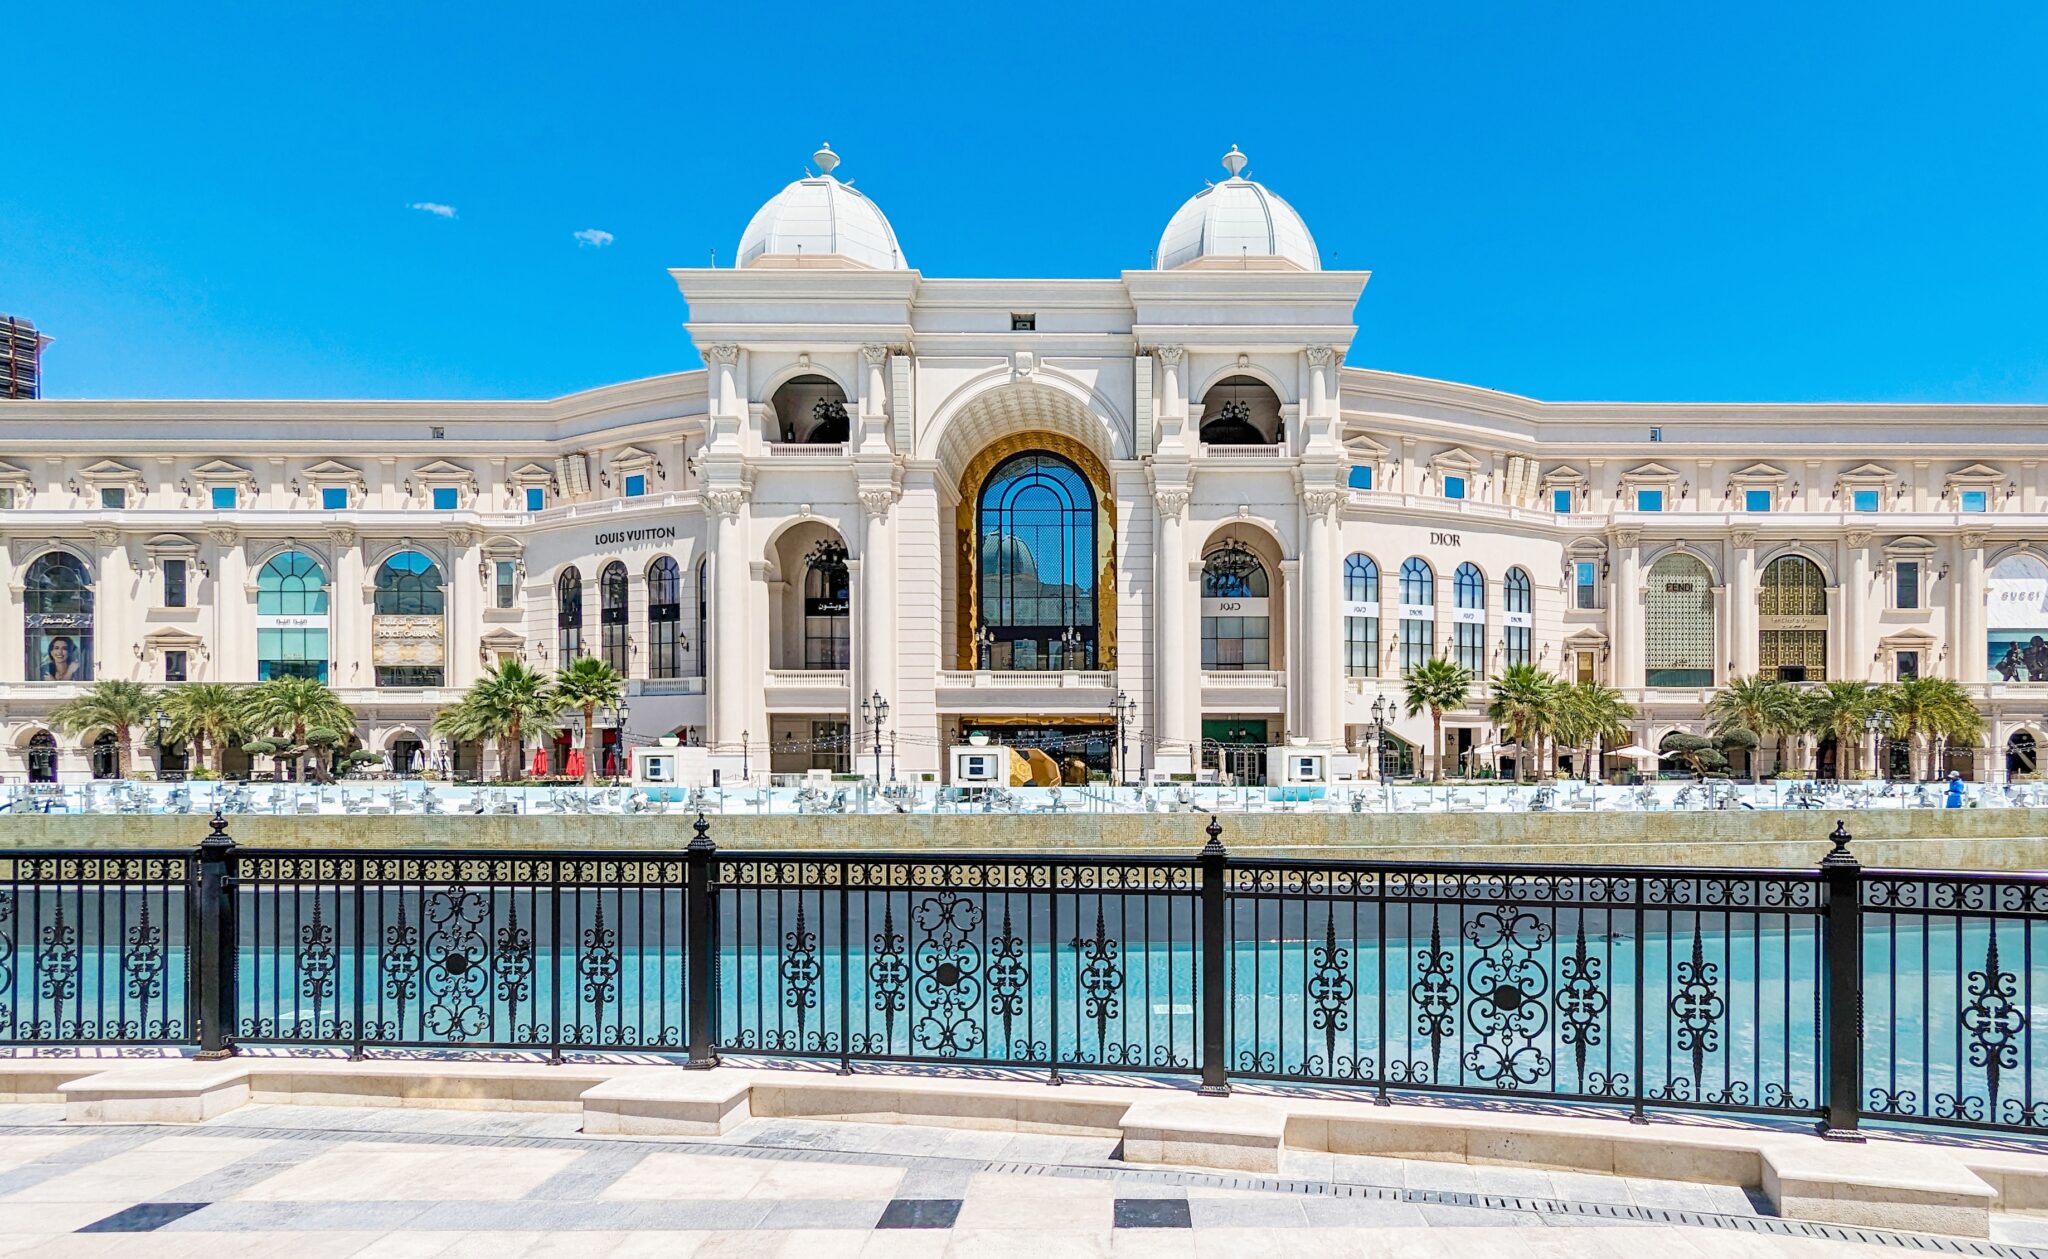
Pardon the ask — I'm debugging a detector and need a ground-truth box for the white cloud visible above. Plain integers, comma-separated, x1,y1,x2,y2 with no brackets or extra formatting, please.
409,202,457,219
574,228,615,248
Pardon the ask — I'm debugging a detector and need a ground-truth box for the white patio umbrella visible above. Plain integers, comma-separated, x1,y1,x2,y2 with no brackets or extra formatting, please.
1609,744,1658,761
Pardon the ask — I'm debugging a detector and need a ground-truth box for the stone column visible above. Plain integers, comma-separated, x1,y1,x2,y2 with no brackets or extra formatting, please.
1959,532,1988,683
857,344,891,454
327,528,361,690
1303,488,1343,750
1730,532,1759,677
1844,533,1872,681
705,486,751,755
858,487,899,714
1152,487,1194,772
1611,531,1641,690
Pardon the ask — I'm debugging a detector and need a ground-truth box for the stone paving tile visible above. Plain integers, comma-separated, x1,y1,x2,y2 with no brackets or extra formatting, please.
1298,1196,1432,1228
1326,1152,1415,1187
1621,1177,1762,1215
752,1198,888,1230
1183,1193,1311,1229
1466,1164,1562,1198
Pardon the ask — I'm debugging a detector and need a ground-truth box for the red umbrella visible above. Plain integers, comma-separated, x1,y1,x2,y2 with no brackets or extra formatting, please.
565,748,586,779
529,747,547,777
604,747,620,778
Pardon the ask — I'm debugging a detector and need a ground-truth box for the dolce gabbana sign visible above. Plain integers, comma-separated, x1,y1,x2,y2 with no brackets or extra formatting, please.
592,525,678,549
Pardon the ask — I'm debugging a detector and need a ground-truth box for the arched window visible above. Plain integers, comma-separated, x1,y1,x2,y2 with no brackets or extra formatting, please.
1344,554,1379,678
257,551,329,681
770,374,850,444
1398,558,1435,675
1504,567,1533,668
1201,541,1270,670
26,730,56,783
1759,555,1827,682
556,567,584,663
91,731,118,780
1452,562,1486,673
25,551,93,682
599,561,628,675
1988,554,2048,683
976,452,1098,671
804,541,851,670
1197,375,1281,446
1646,553,1713,687
694,559,709,679
646,556,682,680
373,551,446,687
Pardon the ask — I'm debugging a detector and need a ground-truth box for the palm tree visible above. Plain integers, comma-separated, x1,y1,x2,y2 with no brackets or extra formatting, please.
1879,676,1985,781
241,676,355,782
1485,663,1556,781
1555,681,1636,782
553,657,625,785
1403,656,1474,783
1803,681,1877,779
50,680,159,779
1706,674,1803,781
160,683,245,776
435,660,563,780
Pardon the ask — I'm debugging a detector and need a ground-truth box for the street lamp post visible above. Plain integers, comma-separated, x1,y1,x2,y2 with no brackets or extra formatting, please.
1864,710,1881,781
1112,690,1137,786
1370,694,1393,785
860,691,890,784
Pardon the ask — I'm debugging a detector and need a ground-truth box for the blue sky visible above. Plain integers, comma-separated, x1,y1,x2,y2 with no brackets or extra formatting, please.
5,2,2046,403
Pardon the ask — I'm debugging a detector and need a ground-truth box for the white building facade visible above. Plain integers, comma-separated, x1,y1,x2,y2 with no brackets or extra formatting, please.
4,145,2047,783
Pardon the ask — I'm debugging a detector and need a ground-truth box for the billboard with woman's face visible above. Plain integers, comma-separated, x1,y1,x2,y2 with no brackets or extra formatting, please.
1989,554,2048,683
23,553,92,683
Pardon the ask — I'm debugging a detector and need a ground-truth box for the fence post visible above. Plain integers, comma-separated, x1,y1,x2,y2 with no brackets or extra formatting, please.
1819,819,1864,1140
194,811,238,1059
684,812,720,1070
1198,817,1230,1098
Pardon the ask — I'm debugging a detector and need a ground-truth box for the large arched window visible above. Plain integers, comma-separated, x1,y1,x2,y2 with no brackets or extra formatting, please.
1988,553,2048,683
1504,567,1533,668
1452,562,1486,673
1201,542,1270,671
373,551,446,687
1398,557,1435,675
647,556,683,680
1197,375,1282,446
1344,554,1379,678
694,559,709,679
25,551,93,682
556,567,584,663
1646,553,1713,687
600,561,629,675
257,551,329,681
976,452,1097,671
91,731,118,780
770,374,850,444
1759,555,1828,682
804,541,851,670
25,730,56,783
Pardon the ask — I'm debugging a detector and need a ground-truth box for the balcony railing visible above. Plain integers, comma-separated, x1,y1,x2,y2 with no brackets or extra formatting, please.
765,669,849,687
1202,670,1286,688
938,670,1115,688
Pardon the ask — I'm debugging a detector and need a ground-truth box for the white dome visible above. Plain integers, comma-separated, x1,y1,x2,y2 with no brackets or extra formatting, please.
736,143,907,271
1156,146,1319,272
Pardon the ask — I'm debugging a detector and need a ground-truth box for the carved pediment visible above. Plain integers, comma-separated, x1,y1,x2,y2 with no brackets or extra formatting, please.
78,459,141,483
0,460,30,484
411,459,476,484
1339,430,1389,458
610,445,657,468
1838,462,1897,482
301,459,366,485
1541,465,1586,486
1428,446,1481,472
190,459,255,484
1621,461,1681,482
508,462,554,485
1946,463,2005,484
1728,462,1789,482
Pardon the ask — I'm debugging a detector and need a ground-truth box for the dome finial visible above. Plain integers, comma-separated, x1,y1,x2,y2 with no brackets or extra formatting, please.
813,142,840,177
1221,145,1248,179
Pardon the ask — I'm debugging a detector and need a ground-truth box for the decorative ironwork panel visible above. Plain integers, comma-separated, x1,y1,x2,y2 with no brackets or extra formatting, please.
0,851,189,1044
1862,873,2048,1131
235,850,688,1052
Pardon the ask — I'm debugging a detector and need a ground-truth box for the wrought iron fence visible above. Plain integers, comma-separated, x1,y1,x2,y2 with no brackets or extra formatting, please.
0,815,2042,1138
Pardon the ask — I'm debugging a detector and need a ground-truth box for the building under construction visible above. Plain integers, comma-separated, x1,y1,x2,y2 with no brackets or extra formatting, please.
1,316,42,399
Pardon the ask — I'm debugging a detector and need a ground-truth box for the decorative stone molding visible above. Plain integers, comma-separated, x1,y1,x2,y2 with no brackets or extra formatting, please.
327,526,358,548
1153,488,1191,520
1155,345,1184,367
205,526,237,547
860,344,889,366
1731,529,1758,550
1305,345,1335,368
1962,530,1989,550
448,527,479,549
857,488,900,520
1845,529,1874,548
702,487,749,518
90,526,121,550
1302,488,1344,518
706,344,740,365
1614,528,1641,548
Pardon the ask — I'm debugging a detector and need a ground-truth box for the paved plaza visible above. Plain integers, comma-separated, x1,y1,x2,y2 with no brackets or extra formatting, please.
0,1100,2035,1257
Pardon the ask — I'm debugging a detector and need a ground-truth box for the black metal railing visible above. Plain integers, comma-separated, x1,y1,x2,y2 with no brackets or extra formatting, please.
0,814,2042,1138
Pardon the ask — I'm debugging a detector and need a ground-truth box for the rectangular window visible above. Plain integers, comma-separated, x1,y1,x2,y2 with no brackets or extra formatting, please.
1895,650,1920,681
1961,489,1988,513
1010,314,1035,331
1744,488,1772,512
1453,621,1484,672
1852,488,1880,513
495,560,516,609
1894,559,1921,610
99,487,125,509
321,486,349,510
525,486,545,511
1552,488,1572,513
624,473,646,498
1399,618,1432,676
0,488,15,509
259,626,330,682
1343,614,1379,678
1635,488,1664,512
432,486,459,510
210,485,237,509
1347,464,1373,491
164,650,187,683
162,559,188,608
1574,560,1599,610
1442,474,1466,501
1576,652,1596,684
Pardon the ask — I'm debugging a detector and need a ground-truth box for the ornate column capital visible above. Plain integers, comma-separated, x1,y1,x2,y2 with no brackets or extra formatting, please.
1614,528,1642,549
1155,344,1185,367
1153,487,1191,520
1846,529,1873,548
857,487,900,520
203,525,237,547
1731,528,1758,551
1961,530,1989,550
327,525,358,548
706,343,740,365
1302,488,1344,519
1305,345,1335,368
859,343,890,366
91,525,122,549
702,486,749,518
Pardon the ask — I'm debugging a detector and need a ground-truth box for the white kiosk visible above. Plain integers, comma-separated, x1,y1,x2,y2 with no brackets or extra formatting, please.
949,736,1013,788
1266,739,1332,797
631,737,709,798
